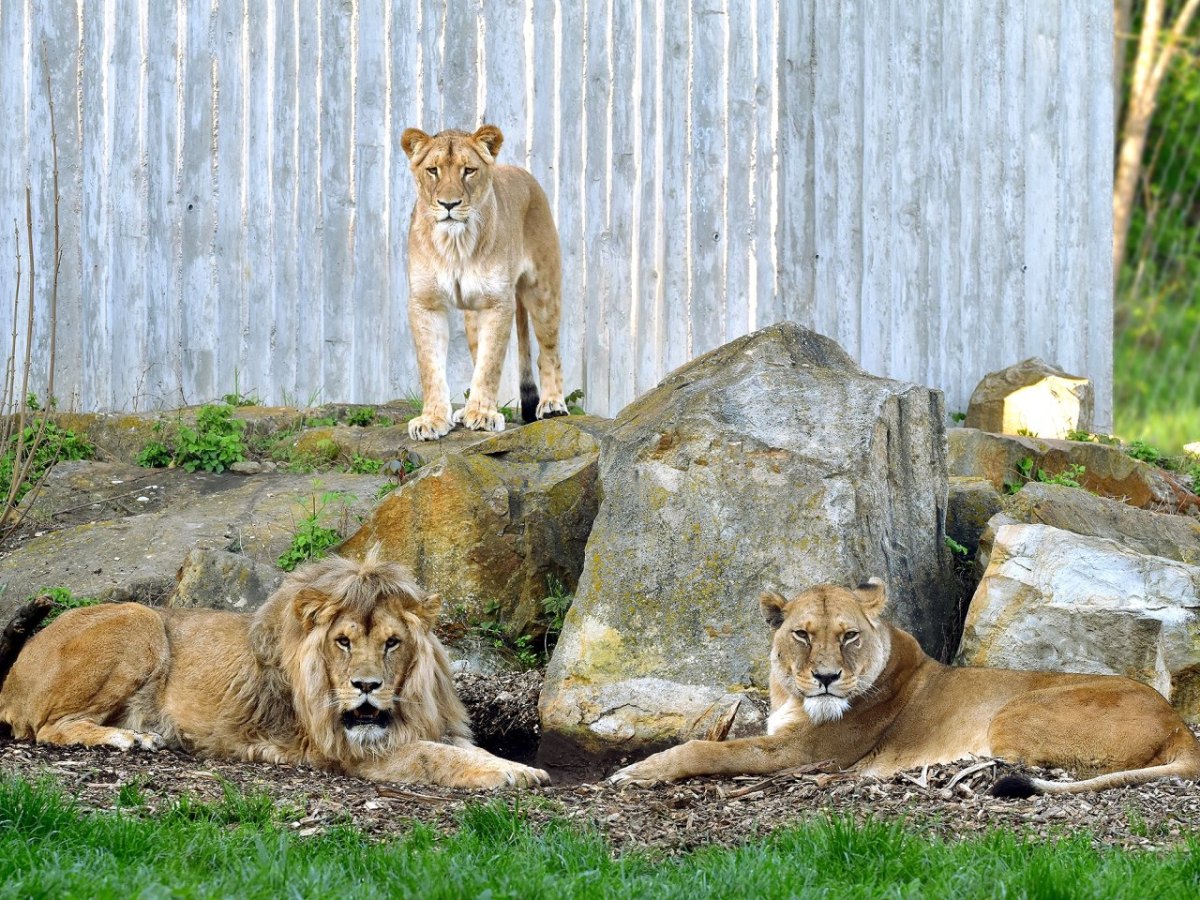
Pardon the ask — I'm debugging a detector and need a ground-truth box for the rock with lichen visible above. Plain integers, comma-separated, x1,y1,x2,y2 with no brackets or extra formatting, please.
956,522,1200,721
539,322,958,768
339,417,611,638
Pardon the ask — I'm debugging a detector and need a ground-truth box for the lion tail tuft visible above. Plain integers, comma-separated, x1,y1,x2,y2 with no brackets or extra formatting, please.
990,773,1039,799
0,596,55,691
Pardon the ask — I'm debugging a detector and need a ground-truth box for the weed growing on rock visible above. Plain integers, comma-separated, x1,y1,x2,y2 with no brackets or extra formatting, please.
136,440,172,468
565,388,586,416
1125,439,1163,465
348,455,381,475
175,405,248,473
346,407,377,427
36,586,100,624
277,489,352,571
0,422,92,503
541,575,574,659
1006,457,1087,494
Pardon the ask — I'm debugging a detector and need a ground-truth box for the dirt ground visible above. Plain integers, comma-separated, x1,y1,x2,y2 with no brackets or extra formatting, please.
3,668,1198,855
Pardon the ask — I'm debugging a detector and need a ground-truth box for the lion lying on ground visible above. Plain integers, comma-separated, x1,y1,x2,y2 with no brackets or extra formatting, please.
611,579,1200,796
400,124,567,441
0,550,548,789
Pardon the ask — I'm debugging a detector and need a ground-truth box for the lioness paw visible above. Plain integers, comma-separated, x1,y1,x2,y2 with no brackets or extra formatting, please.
608,758,670,787
407,412,453,441
536,397,569,419
453,403,506,432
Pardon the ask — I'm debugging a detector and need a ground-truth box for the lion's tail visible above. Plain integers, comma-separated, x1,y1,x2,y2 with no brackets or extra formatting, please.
992,749,1200,798
515,299,539,423
0,596,54,691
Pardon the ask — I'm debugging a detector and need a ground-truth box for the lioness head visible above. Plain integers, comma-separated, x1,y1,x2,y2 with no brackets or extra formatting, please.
401,125,503,233
252,550,471,759
760,578,891,724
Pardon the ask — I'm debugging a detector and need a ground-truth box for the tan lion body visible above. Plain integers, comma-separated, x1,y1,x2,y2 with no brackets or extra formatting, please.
612,581,1200,796
0,553,548,789
401,125,566,440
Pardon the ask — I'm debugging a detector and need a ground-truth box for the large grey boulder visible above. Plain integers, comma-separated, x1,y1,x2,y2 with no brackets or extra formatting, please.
964,357,1093,439
957,523,1200,720
539,322,956,765
340,417,610,638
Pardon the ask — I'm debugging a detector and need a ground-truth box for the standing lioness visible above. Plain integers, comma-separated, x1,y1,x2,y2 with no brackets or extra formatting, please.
611,579,1200,796
400,124,567,441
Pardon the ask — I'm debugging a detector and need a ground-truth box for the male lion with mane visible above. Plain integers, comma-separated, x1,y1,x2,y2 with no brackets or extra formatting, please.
400,123,567,441
0,551,548,789
611,579,1200,797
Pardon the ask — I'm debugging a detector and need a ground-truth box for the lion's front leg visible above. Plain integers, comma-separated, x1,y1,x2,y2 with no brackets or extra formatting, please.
355,741,549,789
407,297,454,440
610,733,813,786
454,297,514,432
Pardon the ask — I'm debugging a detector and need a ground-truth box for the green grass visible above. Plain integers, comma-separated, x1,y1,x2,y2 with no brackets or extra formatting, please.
2,776,1199,899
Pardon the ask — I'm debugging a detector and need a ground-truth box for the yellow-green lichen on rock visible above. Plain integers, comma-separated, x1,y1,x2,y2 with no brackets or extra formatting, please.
539,322,958,767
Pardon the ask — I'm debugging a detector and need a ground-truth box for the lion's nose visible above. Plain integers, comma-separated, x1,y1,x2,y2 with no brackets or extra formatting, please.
351,678,382,694
813,670,841,688
438,199,461,211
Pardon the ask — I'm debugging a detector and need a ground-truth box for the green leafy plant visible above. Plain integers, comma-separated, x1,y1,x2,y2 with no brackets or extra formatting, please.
303,415,338,428
541,575,574,658
1006,456,1087,494
221,370,261,407
37,586,101,624
346,407,377,427
1065,429,1095,442
944,536,970,556
348,454,381,475
565,389,587,416
0,422,93,504
136,440,173,468
1015,427,1036,437
175,405,247,473
277,489,352,571
1125,439,1162,465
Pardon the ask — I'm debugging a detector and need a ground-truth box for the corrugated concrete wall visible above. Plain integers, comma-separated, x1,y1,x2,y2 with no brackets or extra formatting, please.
0,0,1113,424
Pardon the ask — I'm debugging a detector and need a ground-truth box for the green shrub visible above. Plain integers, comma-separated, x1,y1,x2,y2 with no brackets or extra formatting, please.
175,405,247,473
0,422,93,503
277,490,352,572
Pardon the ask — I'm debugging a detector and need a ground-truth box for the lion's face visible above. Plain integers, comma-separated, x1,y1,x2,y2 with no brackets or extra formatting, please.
761,579,891,723
321,604,425,748
400,125,503,234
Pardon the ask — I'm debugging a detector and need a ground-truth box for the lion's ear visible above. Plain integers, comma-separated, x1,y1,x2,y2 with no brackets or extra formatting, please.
472,124,503,161
401,127,430,160
855,578,888,620
292,588,336,631
408,591,441,630
759,591,788,631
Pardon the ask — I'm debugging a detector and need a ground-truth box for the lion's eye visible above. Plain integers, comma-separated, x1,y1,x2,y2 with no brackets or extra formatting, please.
426,166,438,177
463,167,476,177
791,629,809,644
335,636,351,650
384,637,401,651
843,631,860,644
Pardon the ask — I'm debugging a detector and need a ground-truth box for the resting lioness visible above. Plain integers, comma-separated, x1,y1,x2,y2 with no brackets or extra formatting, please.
400,124,567,441
611,579,1200,796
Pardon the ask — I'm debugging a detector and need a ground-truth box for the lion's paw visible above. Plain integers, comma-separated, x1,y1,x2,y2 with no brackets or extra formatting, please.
536,397,569,419
477,761,550,789
107,729,165,752
608,758,671,787
453,403,506,432
407,412,453,441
